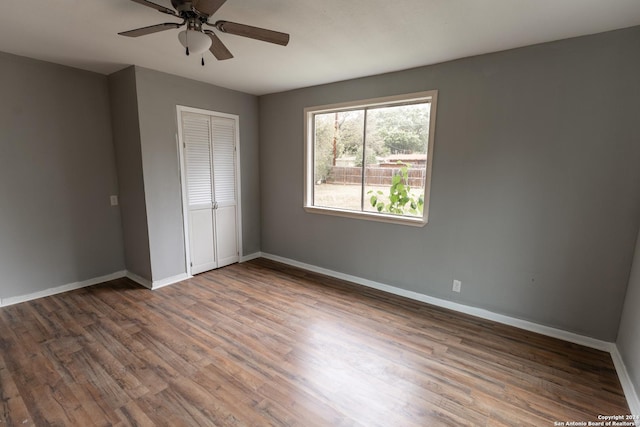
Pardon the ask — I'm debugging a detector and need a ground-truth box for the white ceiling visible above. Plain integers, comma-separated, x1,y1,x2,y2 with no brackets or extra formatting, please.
2,0,640,95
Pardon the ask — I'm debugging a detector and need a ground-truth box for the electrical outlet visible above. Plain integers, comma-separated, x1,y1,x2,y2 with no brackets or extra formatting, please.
110,195,119,206
452,279,461,293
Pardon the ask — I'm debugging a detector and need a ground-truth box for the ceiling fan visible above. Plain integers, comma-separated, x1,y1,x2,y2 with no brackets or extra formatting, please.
119,0,290,63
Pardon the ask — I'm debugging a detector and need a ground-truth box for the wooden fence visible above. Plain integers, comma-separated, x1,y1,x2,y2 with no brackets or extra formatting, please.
326,166,425,187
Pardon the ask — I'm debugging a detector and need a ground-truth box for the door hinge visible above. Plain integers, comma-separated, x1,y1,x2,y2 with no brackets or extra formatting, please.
190,262,193,267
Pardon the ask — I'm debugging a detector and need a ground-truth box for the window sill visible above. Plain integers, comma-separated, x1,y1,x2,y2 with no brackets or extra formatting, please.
303,206,428,227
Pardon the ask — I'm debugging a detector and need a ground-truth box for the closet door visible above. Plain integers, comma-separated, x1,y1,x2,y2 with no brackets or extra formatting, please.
180,109,239,275
212,116,239,268
183,112,217,274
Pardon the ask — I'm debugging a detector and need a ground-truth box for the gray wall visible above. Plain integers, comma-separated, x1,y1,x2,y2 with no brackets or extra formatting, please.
617,228,640,404
0,52,124,299
133,67,260,281
258,26,640,341
108,67,152,281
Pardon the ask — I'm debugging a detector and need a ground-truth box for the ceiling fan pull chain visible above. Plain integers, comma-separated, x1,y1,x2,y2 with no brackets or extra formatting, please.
201,56,205,66
186,30,190,55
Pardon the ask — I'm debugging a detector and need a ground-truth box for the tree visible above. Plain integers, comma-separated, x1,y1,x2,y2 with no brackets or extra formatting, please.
368,104,429,154
313,111,364,181
313,103,430,181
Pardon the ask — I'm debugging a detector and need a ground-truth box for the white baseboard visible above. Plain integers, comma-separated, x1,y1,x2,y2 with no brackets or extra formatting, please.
0,269,191,308
125,271,153,289
610,347,640,416
128,254,261,289
125,271,191,290
2,256,636,414
241,252,263,263
258,253,640,413
260,253,640,413
0,270,127,307
152,273,191,290
261,253,611,350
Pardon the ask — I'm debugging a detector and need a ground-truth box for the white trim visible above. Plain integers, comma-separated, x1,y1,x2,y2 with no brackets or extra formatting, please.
260,253,611,350
176,114,192,276
240,252,262,263
303,90,438,227
152,273,191,290
304,91,437,116
126,271,190,290
303,206,428,227
0,271,126,307
1,257,636,413
0,269,192,306
260,253,640,412
176,105,242,277
611,346,640,416
125,271,153,289
234,117,243,265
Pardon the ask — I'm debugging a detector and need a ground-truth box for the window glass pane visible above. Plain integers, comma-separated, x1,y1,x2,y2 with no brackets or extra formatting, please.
313,110,364,211
363,103,430,217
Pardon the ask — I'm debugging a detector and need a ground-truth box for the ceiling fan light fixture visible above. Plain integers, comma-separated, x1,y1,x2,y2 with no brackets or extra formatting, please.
178,29,212,55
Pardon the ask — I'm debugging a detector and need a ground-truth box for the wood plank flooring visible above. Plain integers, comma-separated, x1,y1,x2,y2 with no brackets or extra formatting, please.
0,258,630,426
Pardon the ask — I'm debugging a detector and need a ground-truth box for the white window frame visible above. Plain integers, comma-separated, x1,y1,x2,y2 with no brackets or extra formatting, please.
303,90,437,227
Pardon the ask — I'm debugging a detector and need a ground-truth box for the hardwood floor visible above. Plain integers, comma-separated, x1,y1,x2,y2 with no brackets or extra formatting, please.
0,258,630,426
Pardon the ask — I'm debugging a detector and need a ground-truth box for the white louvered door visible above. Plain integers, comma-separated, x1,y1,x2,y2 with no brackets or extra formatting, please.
181,111,239,275
211,117,238,268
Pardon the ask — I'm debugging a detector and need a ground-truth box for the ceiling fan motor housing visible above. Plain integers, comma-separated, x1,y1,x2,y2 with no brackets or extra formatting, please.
171,0,200,16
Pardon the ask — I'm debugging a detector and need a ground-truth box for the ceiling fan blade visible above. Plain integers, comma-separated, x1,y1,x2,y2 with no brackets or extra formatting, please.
193,0,227,17
119,22,183,37
204,30,233,60
130,0,177,16
214,20,290,46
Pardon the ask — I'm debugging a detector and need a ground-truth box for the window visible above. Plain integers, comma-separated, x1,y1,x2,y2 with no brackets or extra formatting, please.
304,91,437,226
